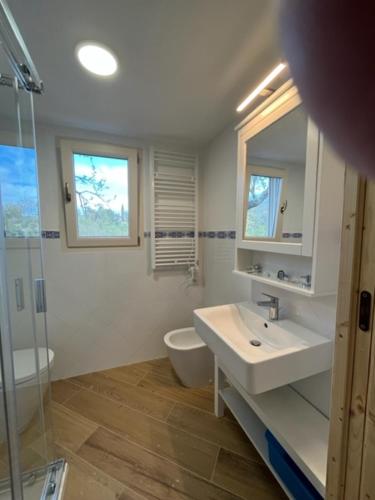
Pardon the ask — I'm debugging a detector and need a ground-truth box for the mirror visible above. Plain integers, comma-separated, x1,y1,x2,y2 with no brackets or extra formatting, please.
244,105,308,243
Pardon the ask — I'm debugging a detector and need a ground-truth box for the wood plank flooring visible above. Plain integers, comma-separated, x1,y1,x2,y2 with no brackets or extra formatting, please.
51,358,286,499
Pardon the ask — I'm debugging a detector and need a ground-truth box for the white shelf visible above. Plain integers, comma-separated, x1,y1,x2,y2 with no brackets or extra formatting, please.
233,269,321,297
220,377,328,497
220,387,293,499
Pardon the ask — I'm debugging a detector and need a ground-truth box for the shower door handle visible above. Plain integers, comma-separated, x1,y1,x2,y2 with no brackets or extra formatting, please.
35,278,47,313
15,278,24,311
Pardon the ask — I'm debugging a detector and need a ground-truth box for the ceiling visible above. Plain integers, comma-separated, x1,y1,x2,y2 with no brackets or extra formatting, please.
8,0,281,146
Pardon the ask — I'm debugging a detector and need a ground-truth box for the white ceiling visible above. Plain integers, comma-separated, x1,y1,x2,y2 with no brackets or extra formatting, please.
8,0,281,146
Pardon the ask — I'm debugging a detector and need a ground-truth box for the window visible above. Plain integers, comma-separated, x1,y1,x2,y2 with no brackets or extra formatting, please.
0,144,40,238
244,165,287,240
60,139,139,247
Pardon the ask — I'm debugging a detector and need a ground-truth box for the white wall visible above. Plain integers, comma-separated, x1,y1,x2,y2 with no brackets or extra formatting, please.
35,123,203,380
200,124,337,417
200,125,250,306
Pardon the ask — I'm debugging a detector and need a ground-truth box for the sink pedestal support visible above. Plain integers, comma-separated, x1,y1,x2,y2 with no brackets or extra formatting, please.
214,356,225,417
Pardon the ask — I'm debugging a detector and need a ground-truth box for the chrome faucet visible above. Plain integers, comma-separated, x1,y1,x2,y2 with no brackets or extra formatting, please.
256,293,279,321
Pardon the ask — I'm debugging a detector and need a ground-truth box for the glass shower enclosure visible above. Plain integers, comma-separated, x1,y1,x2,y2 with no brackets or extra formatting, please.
0,1,66,498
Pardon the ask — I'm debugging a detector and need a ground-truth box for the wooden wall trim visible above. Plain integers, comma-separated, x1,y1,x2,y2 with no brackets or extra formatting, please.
326,169,365,499
358,181,375,499
342,177,370,500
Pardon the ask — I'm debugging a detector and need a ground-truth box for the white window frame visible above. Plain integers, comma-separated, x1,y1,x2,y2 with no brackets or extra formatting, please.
59,139,139,247
243,164,288,242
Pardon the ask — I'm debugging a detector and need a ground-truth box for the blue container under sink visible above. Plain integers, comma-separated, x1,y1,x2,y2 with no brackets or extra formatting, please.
265,430,323,500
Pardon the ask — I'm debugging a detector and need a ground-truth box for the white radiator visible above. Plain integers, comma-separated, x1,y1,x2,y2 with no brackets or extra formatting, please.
150,148,198,270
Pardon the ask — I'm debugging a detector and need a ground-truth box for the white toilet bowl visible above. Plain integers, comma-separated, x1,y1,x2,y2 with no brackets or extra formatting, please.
164,327,214,387
0,348,54,439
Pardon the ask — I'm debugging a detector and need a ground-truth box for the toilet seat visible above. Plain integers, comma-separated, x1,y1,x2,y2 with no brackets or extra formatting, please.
0,348,54,387
164,328,206,350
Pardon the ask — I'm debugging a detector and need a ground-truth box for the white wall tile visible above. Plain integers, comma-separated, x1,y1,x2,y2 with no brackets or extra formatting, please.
35,124,203,380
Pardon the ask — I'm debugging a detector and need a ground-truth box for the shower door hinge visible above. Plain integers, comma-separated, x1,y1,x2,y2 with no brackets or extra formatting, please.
34,279,47,313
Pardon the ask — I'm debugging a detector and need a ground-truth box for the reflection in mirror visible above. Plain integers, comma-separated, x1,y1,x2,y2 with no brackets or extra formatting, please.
245,167,286,239
244,105,308,242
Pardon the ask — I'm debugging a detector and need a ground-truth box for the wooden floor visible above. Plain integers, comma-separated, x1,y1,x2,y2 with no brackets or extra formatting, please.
51,358,286,500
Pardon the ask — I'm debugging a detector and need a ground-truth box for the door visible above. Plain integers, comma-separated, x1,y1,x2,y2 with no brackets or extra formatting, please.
0,41,54,499
327,173,375,499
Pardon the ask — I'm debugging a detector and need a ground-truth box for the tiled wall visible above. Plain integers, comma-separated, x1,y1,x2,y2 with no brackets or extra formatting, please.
36,123,203,380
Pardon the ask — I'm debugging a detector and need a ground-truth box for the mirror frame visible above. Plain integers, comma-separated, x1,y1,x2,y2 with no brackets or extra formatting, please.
236,82,319,257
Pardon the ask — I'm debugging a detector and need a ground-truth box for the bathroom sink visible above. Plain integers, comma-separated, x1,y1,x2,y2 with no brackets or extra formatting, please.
193,302,333,394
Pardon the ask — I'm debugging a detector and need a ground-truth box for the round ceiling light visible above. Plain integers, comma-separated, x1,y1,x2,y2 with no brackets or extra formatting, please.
76,42,118,77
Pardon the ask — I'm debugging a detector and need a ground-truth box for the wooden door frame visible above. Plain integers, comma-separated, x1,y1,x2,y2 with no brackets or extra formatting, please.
327,170,375,499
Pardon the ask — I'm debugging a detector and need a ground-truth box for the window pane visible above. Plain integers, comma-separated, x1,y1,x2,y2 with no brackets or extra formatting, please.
245,174,282,238
0,145,39,237
73,153,129,238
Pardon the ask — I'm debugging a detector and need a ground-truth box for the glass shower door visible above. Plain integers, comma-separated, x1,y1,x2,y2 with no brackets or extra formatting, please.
0,36,60,500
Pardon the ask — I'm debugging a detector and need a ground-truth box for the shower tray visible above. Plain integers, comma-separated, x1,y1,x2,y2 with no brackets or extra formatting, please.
0,459,68,500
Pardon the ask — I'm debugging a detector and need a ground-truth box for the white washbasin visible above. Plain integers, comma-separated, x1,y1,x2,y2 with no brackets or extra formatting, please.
194,302,333,394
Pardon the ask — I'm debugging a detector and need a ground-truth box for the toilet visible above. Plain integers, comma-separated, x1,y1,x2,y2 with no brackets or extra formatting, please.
0,348,54,439
164,327,214,387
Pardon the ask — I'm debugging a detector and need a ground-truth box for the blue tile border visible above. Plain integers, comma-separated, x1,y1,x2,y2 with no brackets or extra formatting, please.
23,230,301,241
282,232,303,239
144,230,302,240
6,230,237,240
153,231,196,238
144,230,237,239
203,230,236,239
42,230,60,239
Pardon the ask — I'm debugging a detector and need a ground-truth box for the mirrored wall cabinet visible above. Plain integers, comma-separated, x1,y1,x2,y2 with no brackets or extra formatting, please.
234,80,345,296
